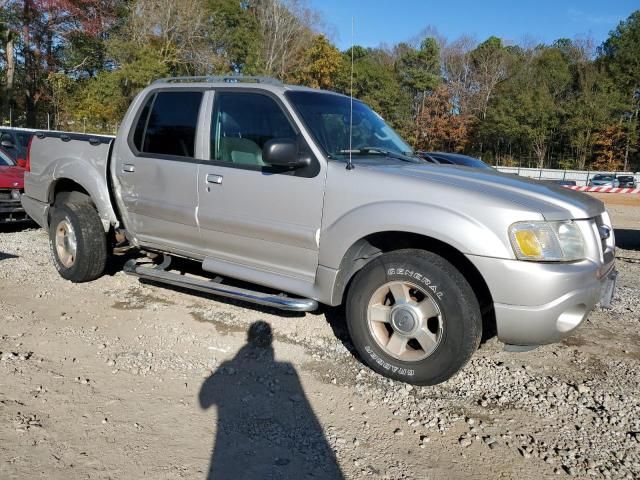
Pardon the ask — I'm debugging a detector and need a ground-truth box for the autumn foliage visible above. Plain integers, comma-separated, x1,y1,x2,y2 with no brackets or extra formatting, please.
0,2,639,170
592,125,627,171
415,85,476,153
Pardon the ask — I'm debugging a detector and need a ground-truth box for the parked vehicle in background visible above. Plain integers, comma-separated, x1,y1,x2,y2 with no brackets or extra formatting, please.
0,148,28,223
21,76,617,386
588,174,619,188
616,175,637,188
546,180,577,187
0,128,35,162
417,151,493,170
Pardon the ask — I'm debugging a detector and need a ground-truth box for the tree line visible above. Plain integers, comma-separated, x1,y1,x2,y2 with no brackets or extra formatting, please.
1,1,638,171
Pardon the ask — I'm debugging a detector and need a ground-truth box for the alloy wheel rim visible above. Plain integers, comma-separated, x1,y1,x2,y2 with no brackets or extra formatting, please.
55,219,77,268
366,280,443,362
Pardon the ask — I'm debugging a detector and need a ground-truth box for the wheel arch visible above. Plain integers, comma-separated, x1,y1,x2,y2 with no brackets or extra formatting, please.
48,176,115,232
332,231,496,338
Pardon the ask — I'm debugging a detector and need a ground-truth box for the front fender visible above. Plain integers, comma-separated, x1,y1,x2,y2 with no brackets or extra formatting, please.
318,201,514,269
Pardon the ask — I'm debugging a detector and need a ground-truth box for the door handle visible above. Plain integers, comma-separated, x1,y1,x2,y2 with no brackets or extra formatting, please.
122,164,136,173
206,174,223,185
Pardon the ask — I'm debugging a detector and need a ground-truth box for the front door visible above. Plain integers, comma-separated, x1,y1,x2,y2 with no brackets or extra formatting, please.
196,90,325,284
114,89,203,255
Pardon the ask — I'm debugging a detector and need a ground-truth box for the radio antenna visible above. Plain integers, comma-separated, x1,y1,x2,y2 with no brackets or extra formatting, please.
346,16,355,171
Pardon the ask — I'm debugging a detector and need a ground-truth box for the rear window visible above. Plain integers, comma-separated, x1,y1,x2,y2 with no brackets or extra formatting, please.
133,91,203,158
0,149,14,166
16,133,32,147
618,176,633,181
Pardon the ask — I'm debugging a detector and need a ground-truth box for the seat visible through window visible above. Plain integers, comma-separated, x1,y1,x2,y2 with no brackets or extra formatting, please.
211,92,297,167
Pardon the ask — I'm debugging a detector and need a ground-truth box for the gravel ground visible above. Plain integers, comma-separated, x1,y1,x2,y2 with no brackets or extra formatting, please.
1,199,639,479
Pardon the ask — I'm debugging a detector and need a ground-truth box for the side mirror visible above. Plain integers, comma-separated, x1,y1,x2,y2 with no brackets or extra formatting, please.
262,139,310,169
16,158,27,168
1,139,14,148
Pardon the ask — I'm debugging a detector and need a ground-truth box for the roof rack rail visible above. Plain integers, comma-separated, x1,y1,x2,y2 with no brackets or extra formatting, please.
153,75,283,86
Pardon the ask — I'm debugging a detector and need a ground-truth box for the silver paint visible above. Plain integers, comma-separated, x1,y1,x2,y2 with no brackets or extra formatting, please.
22,80,615,348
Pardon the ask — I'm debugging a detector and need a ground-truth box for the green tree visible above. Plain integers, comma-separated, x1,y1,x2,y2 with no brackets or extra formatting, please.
208,0,262,73
395,38,440,138
337,47,412,138
601,10,640,170
291,34,344,90
66,41,168,133
480,45,571,167
562,49,623,169
470,36,509,120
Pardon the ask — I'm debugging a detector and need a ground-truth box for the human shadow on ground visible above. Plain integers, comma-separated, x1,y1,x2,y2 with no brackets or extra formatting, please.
0,251,18,261
199,321,344,480
615,228,640,251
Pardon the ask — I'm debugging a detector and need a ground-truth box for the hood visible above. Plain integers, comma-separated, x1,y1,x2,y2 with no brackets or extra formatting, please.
366,163,604,220
0,165,25,190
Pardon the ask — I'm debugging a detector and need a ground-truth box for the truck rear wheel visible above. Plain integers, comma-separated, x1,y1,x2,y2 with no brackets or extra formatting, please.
48,199,107,283
346,249,481,385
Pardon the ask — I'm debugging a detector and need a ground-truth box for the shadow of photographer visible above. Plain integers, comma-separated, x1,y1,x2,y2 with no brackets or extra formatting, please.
199,321,344,480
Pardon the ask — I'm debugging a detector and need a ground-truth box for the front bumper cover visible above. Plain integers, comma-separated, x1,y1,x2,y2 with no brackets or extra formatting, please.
0,199,29,223
467,254,616,346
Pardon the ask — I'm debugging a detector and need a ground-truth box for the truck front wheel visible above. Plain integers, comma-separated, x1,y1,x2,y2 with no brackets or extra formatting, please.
48,199,107,283
346,249,482,386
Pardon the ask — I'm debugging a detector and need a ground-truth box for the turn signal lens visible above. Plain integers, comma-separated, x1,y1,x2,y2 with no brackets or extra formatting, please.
513,230,542,257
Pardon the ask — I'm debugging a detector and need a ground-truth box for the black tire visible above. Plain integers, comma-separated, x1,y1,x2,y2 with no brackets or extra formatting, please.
346,249,481,386
48,199,107,283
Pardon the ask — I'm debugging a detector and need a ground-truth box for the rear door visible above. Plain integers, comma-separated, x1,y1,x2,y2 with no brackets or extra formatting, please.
113,89,204,256
196,90,325,284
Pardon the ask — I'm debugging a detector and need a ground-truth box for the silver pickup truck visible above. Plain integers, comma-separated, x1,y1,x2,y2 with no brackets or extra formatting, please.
21,76,617,385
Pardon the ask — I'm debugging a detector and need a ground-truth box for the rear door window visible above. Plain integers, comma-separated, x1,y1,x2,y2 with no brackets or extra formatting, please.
135,91,203,158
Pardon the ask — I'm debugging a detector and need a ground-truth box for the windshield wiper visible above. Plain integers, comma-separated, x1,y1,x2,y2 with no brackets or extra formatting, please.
337,147,424,163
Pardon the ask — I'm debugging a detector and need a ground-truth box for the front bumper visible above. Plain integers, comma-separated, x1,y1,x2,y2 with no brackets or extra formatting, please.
467,254,616,346
0,199,30,223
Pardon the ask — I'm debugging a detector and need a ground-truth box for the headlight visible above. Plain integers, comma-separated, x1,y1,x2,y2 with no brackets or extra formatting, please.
10,189,21,200
509,221,585,261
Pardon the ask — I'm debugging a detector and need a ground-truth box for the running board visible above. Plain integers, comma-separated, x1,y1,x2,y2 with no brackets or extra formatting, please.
123,259,318,312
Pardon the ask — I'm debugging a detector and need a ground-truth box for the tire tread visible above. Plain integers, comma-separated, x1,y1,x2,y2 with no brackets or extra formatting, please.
49,199,107,283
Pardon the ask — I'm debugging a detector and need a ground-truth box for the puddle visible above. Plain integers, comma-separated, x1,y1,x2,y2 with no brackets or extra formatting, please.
189,310,245,335
562,336,587,347
112,288,173,310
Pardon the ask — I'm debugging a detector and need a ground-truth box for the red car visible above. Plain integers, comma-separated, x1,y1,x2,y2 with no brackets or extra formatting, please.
0,147,29,223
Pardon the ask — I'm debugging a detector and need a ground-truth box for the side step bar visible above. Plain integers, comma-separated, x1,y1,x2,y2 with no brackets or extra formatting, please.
123,259,318,312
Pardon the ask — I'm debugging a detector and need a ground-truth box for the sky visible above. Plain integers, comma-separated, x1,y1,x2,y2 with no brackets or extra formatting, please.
309,0,639,50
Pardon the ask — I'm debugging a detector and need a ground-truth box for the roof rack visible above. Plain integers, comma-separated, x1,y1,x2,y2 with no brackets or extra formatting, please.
153,75,283,86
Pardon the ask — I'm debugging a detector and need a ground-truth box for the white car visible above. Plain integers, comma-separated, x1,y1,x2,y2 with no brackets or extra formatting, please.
588,174,620,188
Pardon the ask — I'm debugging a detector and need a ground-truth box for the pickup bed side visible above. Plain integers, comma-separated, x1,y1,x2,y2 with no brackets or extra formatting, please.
22,131,116,232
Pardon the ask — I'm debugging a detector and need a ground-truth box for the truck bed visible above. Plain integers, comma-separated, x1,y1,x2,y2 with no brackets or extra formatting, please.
23,130,117,229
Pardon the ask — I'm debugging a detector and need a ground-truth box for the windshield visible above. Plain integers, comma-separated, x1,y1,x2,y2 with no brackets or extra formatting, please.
593,175,614,181
0,149,14,166
285,91,413,160
618,176,633,181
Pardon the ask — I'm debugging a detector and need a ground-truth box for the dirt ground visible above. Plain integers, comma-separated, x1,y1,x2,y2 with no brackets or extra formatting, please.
1,195,639,480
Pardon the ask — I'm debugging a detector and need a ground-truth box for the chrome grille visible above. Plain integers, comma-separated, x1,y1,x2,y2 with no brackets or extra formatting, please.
594,215,607,253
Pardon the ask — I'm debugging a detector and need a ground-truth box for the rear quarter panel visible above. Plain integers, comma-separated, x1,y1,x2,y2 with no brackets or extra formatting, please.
25,134,116,230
